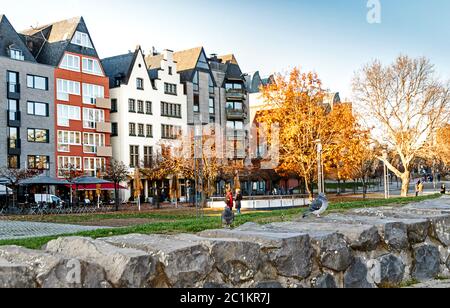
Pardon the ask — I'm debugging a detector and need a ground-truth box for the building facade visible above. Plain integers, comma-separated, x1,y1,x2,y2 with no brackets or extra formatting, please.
0,15,55,174
21,17,112,178
103,47,187,200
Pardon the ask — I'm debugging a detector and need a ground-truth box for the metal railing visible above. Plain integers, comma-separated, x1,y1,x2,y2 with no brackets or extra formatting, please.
209,194,310,209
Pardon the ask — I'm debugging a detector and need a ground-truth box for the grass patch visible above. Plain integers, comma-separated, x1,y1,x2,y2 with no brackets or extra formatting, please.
0,194,441,250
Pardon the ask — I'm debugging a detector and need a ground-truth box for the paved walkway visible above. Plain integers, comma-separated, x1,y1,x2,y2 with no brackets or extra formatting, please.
0,221,107,241
407,280,450,289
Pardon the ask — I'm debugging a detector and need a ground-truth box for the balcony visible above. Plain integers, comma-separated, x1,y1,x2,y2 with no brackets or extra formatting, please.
7,83,20,100
96,98,111,110
226,108,246,120
96,122,112,134
97,146,113,157
7,110,21,127
7,138,21,155
226,88,246,100
226,129,246,141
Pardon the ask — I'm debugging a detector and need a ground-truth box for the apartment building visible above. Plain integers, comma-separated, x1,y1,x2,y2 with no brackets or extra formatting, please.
21,17,112,178
146,47,249,161
102,47,187,200
0,15,55,174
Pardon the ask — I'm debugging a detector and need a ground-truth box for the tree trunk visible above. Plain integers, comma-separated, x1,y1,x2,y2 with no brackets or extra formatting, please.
114,184,119,212
304,178,313,200
401,171,411,197
337,179,341,196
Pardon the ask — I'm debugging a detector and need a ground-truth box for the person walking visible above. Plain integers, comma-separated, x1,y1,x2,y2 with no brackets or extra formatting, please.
441,184,446,195
415,180,421,197
418,181,424,196
235,189,243,215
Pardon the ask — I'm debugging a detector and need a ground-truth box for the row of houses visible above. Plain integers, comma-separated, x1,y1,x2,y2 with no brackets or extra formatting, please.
0,15,257,200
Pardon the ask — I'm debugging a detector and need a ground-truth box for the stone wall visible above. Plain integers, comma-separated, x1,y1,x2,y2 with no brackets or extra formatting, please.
1,198,450,288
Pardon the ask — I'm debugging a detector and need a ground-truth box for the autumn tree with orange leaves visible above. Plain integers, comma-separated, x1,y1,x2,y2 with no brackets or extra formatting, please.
436,126,450,167
258,68,361,198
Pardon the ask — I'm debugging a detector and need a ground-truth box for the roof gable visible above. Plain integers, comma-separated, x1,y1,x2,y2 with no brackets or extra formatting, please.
0,15,36,62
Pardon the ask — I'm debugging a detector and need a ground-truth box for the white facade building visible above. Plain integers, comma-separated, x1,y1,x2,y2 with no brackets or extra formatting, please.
102,47,187,200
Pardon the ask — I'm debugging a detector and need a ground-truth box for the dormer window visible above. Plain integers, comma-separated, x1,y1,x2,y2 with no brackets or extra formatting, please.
71,31,93,49
9,48,24,61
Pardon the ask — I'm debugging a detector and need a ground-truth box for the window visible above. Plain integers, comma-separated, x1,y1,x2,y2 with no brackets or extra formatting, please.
138,124,145,137
209,98,215,114
144,146,153,168
129,123,136,136
193,94,200,113
227,120,244,130
8,155,19,169
209,76,215,94
57,130,81,152
8,127,19,149
57,79,80,101
84,157,105,177
161,124,182,140
111,99,118,113
9,49,24,61
7,71,19,93
161,102,181,118
27,75,48,90
58,156,82,177
137,100,144,113
83,133,105,154
83,108,105,129
57,105,81,126
225,82,243,90
145,101,152,114
82,83,104,104
164,83,177,95
193,71,199,92
82,58,103,76
136,78,144,90
196,52,209,70
226,101,243,111
209,116,216,124
129,99,136,112
130,145,139,168
27,129,49,143
71,31,93,48
111,123,118,137
146,125,153,138
27,102,49,117
60,54,80,72
8,99,19,121
168,67,173,75
28,156,49,170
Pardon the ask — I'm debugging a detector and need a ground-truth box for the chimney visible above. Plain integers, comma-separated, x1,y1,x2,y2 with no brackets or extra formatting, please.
209,53,220,63
163,49,174,61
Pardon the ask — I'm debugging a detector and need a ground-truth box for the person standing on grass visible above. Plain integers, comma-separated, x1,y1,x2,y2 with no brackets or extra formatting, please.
225,186,234,210
415,180,421,197
235,189,243,215
418,181,424,196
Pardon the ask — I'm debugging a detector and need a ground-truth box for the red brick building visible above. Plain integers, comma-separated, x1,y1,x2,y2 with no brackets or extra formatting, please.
22,17,112,177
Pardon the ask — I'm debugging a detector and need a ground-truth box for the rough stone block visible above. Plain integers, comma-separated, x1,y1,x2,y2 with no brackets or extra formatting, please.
344,258,375,288
0,258,35,288
312,273,337,288
412,244,440,281
45,237,154,288
368,254,405,287
100,234,214,288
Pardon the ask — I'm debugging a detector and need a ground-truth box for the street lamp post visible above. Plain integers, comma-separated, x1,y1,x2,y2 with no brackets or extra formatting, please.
382,150,390,199
194,117,205,219
315,139,324,195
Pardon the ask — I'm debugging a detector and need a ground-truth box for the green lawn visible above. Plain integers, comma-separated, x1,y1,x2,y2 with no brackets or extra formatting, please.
0,194,440,249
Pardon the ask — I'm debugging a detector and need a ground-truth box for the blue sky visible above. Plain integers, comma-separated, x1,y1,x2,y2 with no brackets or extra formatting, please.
3,0,450,99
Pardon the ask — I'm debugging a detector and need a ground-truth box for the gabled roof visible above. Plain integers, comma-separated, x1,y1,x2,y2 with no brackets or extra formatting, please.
173,47,203,72
102,46,147,88
218,54,239,65
0,15,36,62
20,16,99,66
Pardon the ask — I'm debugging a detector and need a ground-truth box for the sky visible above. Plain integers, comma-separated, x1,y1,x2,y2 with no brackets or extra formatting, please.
3,0,450,99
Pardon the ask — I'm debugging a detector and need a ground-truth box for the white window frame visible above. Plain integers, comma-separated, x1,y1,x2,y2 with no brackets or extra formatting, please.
71,31,93,49
57,130,81,152
84,157,105,177
83,132,105,154
82,57,103,76
82,83,104,105
57,104,81,127
83,108,105,129
58,156,82,177
60,54,80,72
57,79,80,101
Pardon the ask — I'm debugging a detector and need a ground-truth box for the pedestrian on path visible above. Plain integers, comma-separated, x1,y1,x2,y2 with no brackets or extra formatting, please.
235,189,243,215
441,184,446,195
225,186,234,210
416,180,421,197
